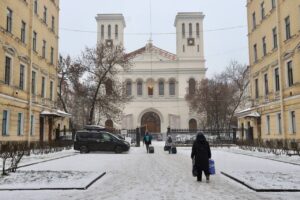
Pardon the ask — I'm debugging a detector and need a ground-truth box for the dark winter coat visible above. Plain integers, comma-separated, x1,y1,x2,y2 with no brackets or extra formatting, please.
191,133,211,173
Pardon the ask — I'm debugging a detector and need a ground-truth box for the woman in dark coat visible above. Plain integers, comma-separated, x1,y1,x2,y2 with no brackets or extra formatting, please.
191,133,211,182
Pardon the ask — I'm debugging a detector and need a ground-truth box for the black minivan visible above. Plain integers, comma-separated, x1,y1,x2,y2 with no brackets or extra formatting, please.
74,130,130,153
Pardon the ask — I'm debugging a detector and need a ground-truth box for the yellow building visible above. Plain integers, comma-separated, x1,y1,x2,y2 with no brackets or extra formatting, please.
0,0,69,142
237,0,300,143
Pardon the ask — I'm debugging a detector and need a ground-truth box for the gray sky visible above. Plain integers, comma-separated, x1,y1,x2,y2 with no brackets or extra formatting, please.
59,0,249,77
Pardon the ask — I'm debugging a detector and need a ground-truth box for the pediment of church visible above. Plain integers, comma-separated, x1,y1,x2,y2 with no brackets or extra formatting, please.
127,42,178,62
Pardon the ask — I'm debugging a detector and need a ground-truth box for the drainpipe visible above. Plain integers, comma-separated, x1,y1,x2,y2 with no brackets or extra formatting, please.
275,0,286,139
27,0,34,146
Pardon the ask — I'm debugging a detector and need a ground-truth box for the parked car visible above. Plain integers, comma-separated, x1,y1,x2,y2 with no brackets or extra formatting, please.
74,130,130,153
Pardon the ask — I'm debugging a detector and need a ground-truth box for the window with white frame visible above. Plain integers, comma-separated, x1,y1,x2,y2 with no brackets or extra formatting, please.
271,0,276,9
189,23,192,37
17,113,24,136
261,2,265,20
266,115,270,135
50,47,54,64
253,44,258,62
137,80,143,96
264,73,269,95
182,23,185,38
285,16,291,40
255,78,259,99
277,113,282,134
43,6,47,24
5,56,12,85
6,8,13,33
41,76,46,98
126,80,132,96
290,111,296,134
159,80,164,96
21,21,26,43
108,24,111,39
287,60,293,87
115,24,118,39
101,25,104,39
42,40,46,58
274,68,280,91
30,114,35,136
34,0,38,14
19,64,25,90
51,16,55,32
169,80,175,96
262,36,267,56
33,31,37,51
252,12,256,29
272,27,277,49
2,110,9,136
196,23,200,38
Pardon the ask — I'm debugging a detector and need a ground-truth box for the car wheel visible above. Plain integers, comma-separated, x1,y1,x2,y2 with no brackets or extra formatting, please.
115,146,123,154
80,146,89,154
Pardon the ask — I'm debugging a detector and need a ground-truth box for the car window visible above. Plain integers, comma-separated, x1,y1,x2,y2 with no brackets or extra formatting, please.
77,132,90,139
91,132,103,139
102,132,112,142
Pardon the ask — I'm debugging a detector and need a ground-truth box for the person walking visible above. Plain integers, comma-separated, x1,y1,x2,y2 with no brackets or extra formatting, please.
143,131,152,153
191,132,211,182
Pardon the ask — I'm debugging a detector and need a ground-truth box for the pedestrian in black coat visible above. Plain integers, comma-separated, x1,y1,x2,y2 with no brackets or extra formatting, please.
191,133,211,182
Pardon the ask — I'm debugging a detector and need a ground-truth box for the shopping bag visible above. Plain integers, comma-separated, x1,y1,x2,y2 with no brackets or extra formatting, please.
209,159,215,175
192,158,197,177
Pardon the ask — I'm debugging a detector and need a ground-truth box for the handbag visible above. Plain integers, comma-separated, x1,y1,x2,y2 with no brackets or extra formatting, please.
192,158,198,177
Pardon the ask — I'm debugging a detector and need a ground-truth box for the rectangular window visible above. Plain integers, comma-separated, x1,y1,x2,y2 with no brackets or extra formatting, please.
182,23,185,38
43,6,47,23
287,61,293,87
262,36,267,56
189,23,192,37
169,81,175,96
275,68,280,91
108,25,111,39
255,78,259,98
252,12,256,29
50,47,54,64
101,25,104,39
261,2,265,20
5,56,11,85
19,64,25,90
34,0,38,14
6,8,13,33
285,16,291,40
50,80,54,100
41,77,46,98
32,71,36,94
266,115,270,135
159,82,164,96
137,81,143,96
17,113,24,136
291,111,296,134
277,113,282,134
115,25,118,39
264,73,269,95
196,23,200,38
30,114,34,136
271,0,276,9
33,31,37,51
2,110,9,136
21,21,26,43
42,40,46,58
51,16,55,32
253,44,258,62
272,27,278,49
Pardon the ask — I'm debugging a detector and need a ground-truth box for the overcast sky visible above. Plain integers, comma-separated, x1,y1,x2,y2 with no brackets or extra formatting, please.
59,0,249,77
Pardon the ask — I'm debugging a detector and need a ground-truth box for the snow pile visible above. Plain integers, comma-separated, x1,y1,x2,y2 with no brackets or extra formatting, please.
0,170,100,189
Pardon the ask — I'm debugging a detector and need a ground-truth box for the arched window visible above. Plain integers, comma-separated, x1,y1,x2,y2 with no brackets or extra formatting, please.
105,119,113,129
189,119,197,130
196,23,200,38
182,23,185,38
101,25,104,39
105,79,112,95
159,80,164,96
189,78,196,95
137,80,143,96
115,24,118,39
126,80,132,96
169,79,175,96
108,24,111,39
147,79,154,96
189,23,192,37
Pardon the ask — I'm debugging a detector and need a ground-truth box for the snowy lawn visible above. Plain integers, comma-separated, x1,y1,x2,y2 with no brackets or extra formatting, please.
0,170,100,189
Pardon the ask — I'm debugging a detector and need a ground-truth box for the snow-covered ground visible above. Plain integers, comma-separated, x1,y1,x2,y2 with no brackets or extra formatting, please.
0,142,300,200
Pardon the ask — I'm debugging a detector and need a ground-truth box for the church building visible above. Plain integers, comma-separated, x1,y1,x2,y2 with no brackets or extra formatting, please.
95,12,206,133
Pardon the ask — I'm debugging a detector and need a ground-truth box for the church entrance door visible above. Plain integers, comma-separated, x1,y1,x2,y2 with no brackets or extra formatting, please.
141,112,161,133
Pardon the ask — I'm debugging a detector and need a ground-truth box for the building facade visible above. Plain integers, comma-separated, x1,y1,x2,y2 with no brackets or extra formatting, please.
0,0,69,142
96,13,206,133
237,0,300,142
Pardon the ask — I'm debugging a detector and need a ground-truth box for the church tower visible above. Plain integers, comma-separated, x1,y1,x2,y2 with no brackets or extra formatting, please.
95,14,126,46
174,12,205,60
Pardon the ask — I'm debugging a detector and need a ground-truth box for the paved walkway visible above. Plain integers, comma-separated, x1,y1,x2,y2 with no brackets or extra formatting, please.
1,142,300,200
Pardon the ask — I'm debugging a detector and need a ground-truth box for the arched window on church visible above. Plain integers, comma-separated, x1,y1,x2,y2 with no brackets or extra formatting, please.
137,80,143,96
126,80,132,96
101,25,104,39
169,79,175,96
105,79,113,95
189,78,196,95
108,24,111,39
189,119,197,130
115,24,118,39
182,23,185,38
196,23,200,38
189,23,193,37
159,80,164,96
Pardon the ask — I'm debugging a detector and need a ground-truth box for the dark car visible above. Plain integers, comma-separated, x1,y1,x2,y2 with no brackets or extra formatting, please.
74,130,130,154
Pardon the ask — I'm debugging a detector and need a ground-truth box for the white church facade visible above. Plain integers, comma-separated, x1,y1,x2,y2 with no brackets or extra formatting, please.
95,12,206,133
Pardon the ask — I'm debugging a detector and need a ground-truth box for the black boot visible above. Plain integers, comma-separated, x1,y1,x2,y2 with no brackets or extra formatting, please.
197,174,202,182
206,175,210,183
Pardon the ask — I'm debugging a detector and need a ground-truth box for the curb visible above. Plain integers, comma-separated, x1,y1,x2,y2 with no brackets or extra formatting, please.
0,172,106,191
221,171,300,192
